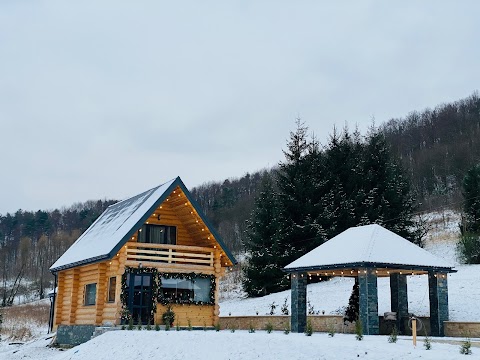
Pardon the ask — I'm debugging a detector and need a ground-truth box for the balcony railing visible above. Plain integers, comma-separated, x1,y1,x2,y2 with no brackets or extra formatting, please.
125,243,214,269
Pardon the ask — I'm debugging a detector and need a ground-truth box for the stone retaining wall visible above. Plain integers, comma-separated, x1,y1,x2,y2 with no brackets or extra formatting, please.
220,316,480,338
444,322,480,337
219,315,355,333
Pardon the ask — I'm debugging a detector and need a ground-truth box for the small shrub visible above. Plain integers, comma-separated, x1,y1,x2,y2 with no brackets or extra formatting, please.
284,322,290,335
304,319,313,336
281,298,289,315
355,319,363,341
165,323,170,331
327,322,336,337
127,317,134,331
176,322,180,331
146,318,152,331
214,322,221,332
248,322,255,333
187,319,192,331
230,323,236,333
155,324,161,331
269,302,277,315
307,300,315,315
388,325,398,343
423,335,432,350
162,306,175,327
121,325,126,330
460,338,472,355
265,322,273,334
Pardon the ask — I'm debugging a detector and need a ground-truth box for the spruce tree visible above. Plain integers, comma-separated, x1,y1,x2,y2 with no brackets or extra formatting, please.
360,130,422,245
344,279,359,323
276,119,326,266
242,173,287,296
459,164,480,263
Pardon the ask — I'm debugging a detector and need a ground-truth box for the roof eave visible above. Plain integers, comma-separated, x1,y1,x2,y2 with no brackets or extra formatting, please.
283,262,456,274
50,254,110,273
177,178,237,265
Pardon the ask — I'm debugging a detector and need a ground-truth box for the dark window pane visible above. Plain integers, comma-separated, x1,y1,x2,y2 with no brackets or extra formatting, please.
85,283,97,305
108,277,116,302
149,226,164,244
137,225,147,243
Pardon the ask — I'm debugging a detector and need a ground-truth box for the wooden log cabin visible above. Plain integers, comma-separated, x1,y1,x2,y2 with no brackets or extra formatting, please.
49,177,236,330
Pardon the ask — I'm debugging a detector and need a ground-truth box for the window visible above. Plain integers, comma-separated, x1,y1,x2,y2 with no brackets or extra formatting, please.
138,224,176,245
85,283,97,306
108,276,116,302
160,276,212,303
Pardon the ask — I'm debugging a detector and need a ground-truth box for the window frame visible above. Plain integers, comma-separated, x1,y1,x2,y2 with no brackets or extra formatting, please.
107,276,116,303
138,224,177,245
158,274,213,305
84,283,97,306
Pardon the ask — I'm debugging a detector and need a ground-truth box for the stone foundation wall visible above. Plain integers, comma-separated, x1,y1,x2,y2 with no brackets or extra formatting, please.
219,315,355,333
444,322,480,337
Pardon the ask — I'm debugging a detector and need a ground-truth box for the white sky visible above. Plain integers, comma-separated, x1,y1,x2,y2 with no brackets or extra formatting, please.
1,1,479,214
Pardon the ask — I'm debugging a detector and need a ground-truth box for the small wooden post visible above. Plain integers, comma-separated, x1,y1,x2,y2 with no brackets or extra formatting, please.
412,318,417,347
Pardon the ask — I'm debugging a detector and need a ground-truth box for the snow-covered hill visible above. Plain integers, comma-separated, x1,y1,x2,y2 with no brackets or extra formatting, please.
220,211,480,321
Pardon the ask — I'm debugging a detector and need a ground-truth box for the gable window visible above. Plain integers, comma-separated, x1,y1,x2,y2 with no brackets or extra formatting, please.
85,283,97,306
107,276,116,302
138,224,176,245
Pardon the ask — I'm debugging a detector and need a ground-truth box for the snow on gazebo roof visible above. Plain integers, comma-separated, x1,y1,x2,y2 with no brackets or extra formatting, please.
284,224,455,273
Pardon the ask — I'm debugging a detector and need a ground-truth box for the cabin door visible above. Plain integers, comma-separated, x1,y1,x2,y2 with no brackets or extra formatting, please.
126,273,153,325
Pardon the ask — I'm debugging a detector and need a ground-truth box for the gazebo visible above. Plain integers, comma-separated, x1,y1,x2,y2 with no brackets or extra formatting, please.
283,224,456,336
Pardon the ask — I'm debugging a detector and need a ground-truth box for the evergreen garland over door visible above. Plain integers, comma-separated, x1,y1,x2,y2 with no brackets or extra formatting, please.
127,272,153,325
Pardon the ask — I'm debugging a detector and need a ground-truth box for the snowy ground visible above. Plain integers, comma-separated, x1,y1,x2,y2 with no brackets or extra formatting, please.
0,331,477,360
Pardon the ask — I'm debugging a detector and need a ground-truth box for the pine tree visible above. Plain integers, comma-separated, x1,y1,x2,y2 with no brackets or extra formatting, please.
276,119,326,266
360,129,422,245
242,173,287,296
459,164,480,263
344,280,359,323
461,164,480,234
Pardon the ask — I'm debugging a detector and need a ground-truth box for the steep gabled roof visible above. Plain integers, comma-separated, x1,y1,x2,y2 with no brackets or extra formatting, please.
50,177,236,272
284,224,455,273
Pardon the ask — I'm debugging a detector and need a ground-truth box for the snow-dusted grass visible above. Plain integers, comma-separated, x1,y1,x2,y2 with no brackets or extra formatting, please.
0,299,50,341
1,330,478,360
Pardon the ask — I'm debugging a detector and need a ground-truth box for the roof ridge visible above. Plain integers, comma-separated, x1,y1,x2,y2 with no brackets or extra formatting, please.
109,177,177,207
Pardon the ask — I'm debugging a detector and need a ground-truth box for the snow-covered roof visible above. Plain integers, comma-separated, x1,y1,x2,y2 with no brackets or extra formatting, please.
284,224,455,272
50,177,236,272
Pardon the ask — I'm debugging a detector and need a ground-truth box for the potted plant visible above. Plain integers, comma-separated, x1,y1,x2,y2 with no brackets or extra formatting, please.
162,305,175,327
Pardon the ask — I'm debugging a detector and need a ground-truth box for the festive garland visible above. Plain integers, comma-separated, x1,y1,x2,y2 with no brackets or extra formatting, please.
157,272,215,306
120,267,159,322
120,267,215,322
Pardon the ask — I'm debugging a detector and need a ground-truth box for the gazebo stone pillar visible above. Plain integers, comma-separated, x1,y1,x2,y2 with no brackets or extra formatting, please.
291,272,307,333
358,268,379,335
390,273,408,334
429,271,449,336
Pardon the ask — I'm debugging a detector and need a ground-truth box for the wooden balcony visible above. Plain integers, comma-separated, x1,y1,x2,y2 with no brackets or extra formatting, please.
125,243,215,273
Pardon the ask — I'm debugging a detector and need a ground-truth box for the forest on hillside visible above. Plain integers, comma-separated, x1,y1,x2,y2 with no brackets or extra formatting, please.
0,92,479,303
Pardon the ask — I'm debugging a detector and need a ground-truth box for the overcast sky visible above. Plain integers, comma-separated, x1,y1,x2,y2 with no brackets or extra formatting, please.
1,1,479,214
